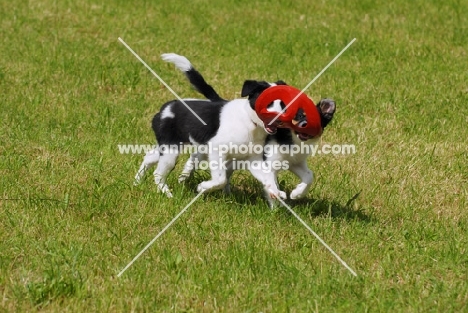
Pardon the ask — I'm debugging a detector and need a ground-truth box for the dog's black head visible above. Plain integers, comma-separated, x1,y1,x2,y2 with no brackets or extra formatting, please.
241,80,287,109
241,80,288,134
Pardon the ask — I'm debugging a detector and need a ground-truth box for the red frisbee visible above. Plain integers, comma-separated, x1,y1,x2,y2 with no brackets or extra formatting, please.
255,85,322,137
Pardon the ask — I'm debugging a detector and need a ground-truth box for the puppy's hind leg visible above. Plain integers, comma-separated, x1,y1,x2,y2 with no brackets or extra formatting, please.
289,161,314,199
178,153,196,183
178,152,206,183
153,148,179,198
196,154,228,193
134,148,160,185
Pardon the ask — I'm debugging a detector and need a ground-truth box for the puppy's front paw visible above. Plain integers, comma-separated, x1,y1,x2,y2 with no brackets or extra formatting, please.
279,190,287,200
197,183,208,193
267,188,287,200
290,182,309,199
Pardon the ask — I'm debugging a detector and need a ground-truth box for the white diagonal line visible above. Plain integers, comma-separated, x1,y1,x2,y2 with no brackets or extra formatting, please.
275,195,358,277
118,37,207,126
117,190,205,277
269,38,356,125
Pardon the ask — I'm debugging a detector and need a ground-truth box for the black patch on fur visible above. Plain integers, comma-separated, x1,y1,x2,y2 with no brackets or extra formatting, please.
152,99,227,147
266,128,294,145
263,129,294,160
241,80,272,109
274,80,287,86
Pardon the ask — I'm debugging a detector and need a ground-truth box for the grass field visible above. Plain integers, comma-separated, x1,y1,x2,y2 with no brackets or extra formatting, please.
1,0,467,311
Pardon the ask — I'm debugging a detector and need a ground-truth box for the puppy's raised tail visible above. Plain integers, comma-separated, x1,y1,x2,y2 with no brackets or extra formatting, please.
161,53,225,102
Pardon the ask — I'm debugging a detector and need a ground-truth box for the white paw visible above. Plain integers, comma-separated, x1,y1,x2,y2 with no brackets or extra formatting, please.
178,173,189,183
279,190,287,200
290,183,309,199
198,181,219,193
267,188,287,200
134,168,147,185
196,183,208,193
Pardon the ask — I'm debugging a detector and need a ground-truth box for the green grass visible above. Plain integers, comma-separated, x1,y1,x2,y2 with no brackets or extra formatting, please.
1,0,467,311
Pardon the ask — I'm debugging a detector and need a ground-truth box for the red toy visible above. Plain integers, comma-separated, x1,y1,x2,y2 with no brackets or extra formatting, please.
255,85,322,138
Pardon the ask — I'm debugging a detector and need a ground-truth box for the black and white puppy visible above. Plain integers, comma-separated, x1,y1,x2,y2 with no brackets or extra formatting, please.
163,53,336,199
134,54,288,203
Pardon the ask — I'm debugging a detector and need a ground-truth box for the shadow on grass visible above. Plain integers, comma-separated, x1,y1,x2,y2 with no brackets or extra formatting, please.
181,171,269,207
287,191,373,223
182,172,372,222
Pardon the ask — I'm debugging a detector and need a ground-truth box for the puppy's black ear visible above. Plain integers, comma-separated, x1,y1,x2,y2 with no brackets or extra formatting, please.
275,80,288,85
241,80,271,97
317,98,336,128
